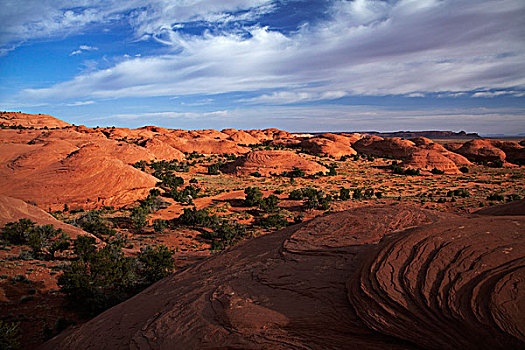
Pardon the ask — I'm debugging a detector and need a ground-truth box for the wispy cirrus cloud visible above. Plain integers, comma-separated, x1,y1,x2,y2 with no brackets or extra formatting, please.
66,100,95,106
22,0,525,102
0,0,277,55
69,45,98,56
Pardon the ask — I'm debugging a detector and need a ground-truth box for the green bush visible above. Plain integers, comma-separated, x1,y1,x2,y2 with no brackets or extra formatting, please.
256,214,289,229
1,219,70,260
259,195,280,212
207,162,221,175
59,237,175,316
0,320,21,350
431,168,444,175
281,167,305,178
339,188,351,200
447,189,470,198
153,219,169,232
487,193,504,201
244,187,263,207
138,245,175,284
2,219,35,245
77,211,116,238
173,207,220,228
288,189,304,200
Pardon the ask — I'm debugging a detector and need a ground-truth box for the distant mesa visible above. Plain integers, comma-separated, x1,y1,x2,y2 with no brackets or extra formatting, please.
361,130,481,139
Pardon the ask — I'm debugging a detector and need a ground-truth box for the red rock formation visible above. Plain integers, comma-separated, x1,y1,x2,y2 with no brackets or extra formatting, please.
140,138,184,161
227,130,260,145
353,136,417,159
348,210,524,349
301,136,357,158
0,195,94,239
0,112,70,128
0,142,157,210
156,134,250,154
402,148,462,173
41,205,448,350
448,139,507,163
40,203,525,349
222,150,328,176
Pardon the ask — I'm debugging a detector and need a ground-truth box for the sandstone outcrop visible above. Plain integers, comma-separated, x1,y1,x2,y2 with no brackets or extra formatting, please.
42,203,523,349
0,195,94,239
222,150,328,176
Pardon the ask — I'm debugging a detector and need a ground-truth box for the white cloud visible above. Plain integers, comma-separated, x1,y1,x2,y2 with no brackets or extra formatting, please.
10,0,525,100
243,90,348,104
0,0,276,54
66,100,95,106
69,45,98,56
472,90,525,98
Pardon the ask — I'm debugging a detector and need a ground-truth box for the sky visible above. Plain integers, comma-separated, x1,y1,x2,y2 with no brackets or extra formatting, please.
0,0,524,135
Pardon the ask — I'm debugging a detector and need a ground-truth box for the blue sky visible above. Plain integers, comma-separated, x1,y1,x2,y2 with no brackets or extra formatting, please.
0,0,524,135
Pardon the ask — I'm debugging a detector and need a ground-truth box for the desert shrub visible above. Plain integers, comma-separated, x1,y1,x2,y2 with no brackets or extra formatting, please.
431,168,445,175
259,195,280,212
364,188,375,199
256,214,289,229
130,206,149,230
507,194,522,202
339,188,351,200
138,245,175,284
353,188,363,200
207,162,221,175
375,191,383,199
174,207,220,228
250,171,262,177
2,219,35,245
202,222,247,250
77,211,116,237
288,189,304,200
390,162,420,175
157,174,184,191
244,187,263,207
281,167,305,178
487,193,504,201
437,198,447,203
302,188,332,210
327,164,338,176
73,235,97,260
459,166,469,173
153,219,169,232
1,220,70,260
0,320,21,350
59,237,175,316
447,189,470,198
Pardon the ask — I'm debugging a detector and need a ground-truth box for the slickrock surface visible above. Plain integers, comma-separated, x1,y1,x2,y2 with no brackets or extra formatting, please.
0,142,157,210
41,203,524,350
0,195,94,239
447,139,508,163
301,134,357,158
222,150,328,176
348,209,525,349
0,112,70,128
